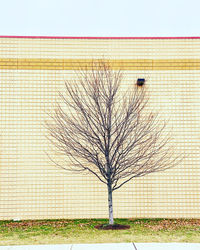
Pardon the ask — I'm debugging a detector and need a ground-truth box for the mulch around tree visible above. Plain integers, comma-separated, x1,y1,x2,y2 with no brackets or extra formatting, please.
95,224,130,230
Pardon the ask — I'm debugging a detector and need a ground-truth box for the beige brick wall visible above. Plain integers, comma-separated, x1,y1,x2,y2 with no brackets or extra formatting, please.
0,37,199,220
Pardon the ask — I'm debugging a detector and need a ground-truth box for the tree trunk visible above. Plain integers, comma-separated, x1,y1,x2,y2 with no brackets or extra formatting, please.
107,183,114,225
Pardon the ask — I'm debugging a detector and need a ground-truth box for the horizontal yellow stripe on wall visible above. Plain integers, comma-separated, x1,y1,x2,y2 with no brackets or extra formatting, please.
0,58,200,70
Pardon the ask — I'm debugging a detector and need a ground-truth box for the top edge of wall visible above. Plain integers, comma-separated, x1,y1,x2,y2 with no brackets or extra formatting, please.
0,35,200,40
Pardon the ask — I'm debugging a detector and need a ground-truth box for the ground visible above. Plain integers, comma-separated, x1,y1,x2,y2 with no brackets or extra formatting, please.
0,218,199,245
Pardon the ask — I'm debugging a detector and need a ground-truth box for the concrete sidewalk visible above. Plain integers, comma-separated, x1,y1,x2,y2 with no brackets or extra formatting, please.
0,243,200,249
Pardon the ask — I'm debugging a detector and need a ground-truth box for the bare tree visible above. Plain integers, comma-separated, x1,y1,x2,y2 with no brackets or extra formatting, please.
46,61,178,225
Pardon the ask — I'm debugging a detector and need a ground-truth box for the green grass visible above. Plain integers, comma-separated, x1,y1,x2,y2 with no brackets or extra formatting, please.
0,218,199,245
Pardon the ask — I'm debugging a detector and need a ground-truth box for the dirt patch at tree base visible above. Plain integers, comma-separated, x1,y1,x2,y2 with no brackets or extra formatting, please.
95,224,130,230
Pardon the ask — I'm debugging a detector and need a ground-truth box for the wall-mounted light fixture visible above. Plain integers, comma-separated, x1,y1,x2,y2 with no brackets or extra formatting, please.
137,78,145,86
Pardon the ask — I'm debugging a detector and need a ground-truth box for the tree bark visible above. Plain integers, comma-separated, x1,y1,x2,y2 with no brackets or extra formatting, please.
107,183,114,225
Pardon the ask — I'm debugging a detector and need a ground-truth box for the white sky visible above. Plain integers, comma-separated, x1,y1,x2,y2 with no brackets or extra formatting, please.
0,0,200,37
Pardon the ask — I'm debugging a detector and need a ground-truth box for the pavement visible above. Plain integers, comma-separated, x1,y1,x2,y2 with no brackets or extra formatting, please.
0,243,200,250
